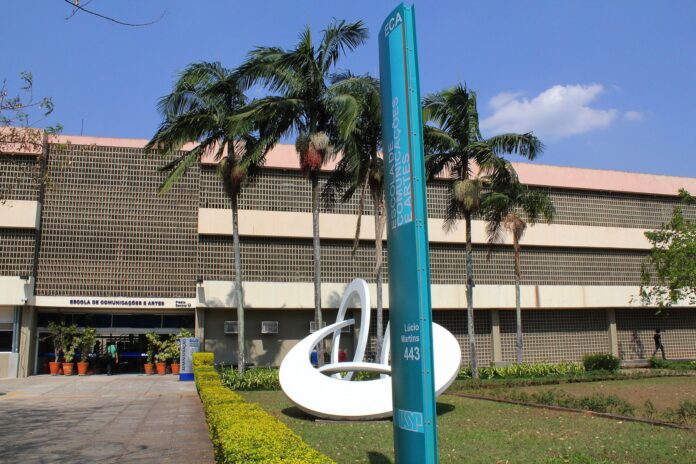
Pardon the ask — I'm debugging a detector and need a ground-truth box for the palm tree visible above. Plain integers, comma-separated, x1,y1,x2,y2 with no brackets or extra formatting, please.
235,20,368,365
145,61,267,374
423,84,543,377
322,73,387,357
482,176,555,364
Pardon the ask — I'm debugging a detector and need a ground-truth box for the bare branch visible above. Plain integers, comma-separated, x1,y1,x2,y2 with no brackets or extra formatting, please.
61,0,166,27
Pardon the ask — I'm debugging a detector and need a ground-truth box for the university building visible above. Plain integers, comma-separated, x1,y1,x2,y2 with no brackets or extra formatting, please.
1,133,695,378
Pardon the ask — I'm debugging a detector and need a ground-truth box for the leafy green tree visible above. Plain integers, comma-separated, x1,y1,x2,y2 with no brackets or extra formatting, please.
423,84,543,377
146,62,268,374
640,189,696,309
323,73,386,356
235,20,368,364
482,177,555,363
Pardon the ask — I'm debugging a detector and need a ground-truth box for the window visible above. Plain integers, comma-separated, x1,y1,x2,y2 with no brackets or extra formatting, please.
112,314,163,328
0,331,12,352
162,315,194,329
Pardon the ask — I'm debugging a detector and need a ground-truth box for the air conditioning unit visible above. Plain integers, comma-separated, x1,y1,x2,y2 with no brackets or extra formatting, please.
261,321,278,334
309,321,327,333
223,321,239,334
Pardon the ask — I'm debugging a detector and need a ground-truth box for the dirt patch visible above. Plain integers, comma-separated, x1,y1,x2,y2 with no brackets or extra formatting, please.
517,376,696,411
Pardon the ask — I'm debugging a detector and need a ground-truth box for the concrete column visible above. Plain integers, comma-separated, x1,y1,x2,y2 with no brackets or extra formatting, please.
195,307,206,350
6,306,22,378
490,309,502,365
18,306,37,377
607,308,619,357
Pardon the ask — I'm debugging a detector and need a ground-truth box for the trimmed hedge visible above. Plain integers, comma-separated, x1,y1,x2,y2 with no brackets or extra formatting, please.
193,351,215,367
582,353,621,372
192,352,333,464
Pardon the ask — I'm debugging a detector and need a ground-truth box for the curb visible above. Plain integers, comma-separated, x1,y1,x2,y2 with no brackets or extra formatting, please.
450,393,694,431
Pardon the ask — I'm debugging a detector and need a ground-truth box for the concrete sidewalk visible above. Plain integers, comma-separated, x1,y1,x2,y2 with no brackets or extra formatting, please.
0,374,214,463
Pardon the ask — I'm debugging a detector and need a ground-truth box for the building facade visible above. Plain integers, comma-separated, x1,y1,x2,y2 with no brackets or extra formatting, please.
1,133,695,377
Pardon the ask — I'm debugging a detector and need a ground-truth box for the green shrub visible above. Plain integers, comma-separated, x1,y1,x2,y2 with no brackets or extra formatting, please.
459,362,585,380
582,353,621,372
353,371,380,381
193,353,332,463
665,400,696,424
219,367,280,391
643,399,657,419
649,358,696,370
575,393,634,416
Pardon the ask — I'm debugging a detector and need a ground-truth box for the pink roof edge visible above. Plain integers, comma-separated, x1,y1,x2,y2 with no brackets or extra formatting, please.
54,134,696,197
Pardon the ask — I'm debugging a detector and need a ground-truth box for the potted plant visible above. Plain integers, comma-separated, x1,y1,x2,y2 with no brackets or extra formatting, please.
62,338,78,375
77,327,97,376
155,350,169,375
144,331,159,375
168,328,192,375
46,321,78,375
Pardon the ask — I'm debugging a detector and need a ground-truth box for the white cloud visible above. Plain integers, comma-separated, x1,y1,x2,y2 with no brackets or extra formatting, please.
480,84,618,141
624,110,644,121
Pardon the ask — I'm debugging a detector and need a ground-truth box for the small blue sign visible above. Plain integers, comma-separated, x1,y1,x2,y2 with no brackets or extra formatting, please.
379,3,438,463
179,337,200,381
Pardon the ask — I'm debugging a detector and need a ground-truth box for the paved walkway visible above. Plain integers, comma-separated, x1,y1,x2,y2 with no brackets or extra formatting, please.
0,374,214,463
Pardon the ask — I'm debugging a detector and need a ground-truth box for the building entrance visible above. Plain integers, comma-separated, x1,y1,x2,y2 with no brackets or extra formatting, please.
35,311,194,375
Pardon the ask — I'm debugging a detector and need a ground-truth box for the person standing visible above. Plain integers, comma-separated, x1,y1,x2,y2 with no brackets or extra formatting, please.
652,329,666,360
106,341,118,375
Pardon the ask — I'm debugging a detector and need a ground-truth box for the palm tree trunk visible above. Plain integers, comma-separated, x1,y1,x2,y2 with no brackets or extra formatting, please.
311,175,324,367
513,235,523,364
232,199,246,374
373,191,385,359
465,213,478,378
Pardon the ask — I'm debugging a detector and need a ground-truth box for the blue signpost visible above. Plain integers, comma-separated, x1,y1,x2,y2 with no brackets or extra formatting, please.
378,4,438,462
179,337,200,381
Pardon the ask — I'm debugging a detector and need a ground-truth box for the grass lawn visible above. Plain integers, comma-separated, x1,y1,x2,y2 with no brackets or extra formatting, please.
240,391,696,463
516,376,696,411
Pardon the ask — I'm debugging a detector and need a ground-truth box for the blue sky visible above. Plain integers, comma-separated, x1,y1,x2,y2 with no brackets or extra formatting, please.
4,1,696,177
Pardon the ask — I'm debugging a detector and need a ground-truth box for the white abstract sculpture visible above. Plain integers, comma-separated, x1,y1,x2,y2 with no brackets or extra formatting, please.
279,279,461,420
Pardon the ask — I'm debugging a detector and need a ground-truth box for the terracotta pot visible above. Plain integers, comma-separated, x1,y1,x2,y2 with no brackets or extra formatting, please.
171,363,180,375
49,361,61,376
156,362,167,375
144,363,155,375
77,362,89,376
62,362,75,376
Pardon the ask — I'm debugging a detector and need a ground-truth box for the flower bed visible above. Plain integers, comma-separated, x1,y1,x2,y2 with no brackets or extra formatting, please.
458,362,585,380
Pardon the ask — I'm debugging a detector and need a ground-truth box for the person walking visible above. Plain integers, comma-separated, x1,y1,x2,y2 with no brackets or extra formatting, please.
106,341,119,375
652,329,666,360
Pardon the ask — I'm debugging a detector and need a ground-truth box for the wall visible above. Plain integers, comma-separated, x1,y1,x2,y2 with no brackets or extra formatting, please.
36,144,199,298
204,308,355,366
0,354,9,378
499,309,610,363
616,308,696,360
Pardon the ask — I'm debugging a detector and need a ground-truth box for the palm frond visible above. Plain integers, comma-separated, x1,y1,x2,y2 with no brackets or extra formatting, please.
522,189,556,224
158,146,201,193
486,132,544,160
319,19,368,72
235,46,305,95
